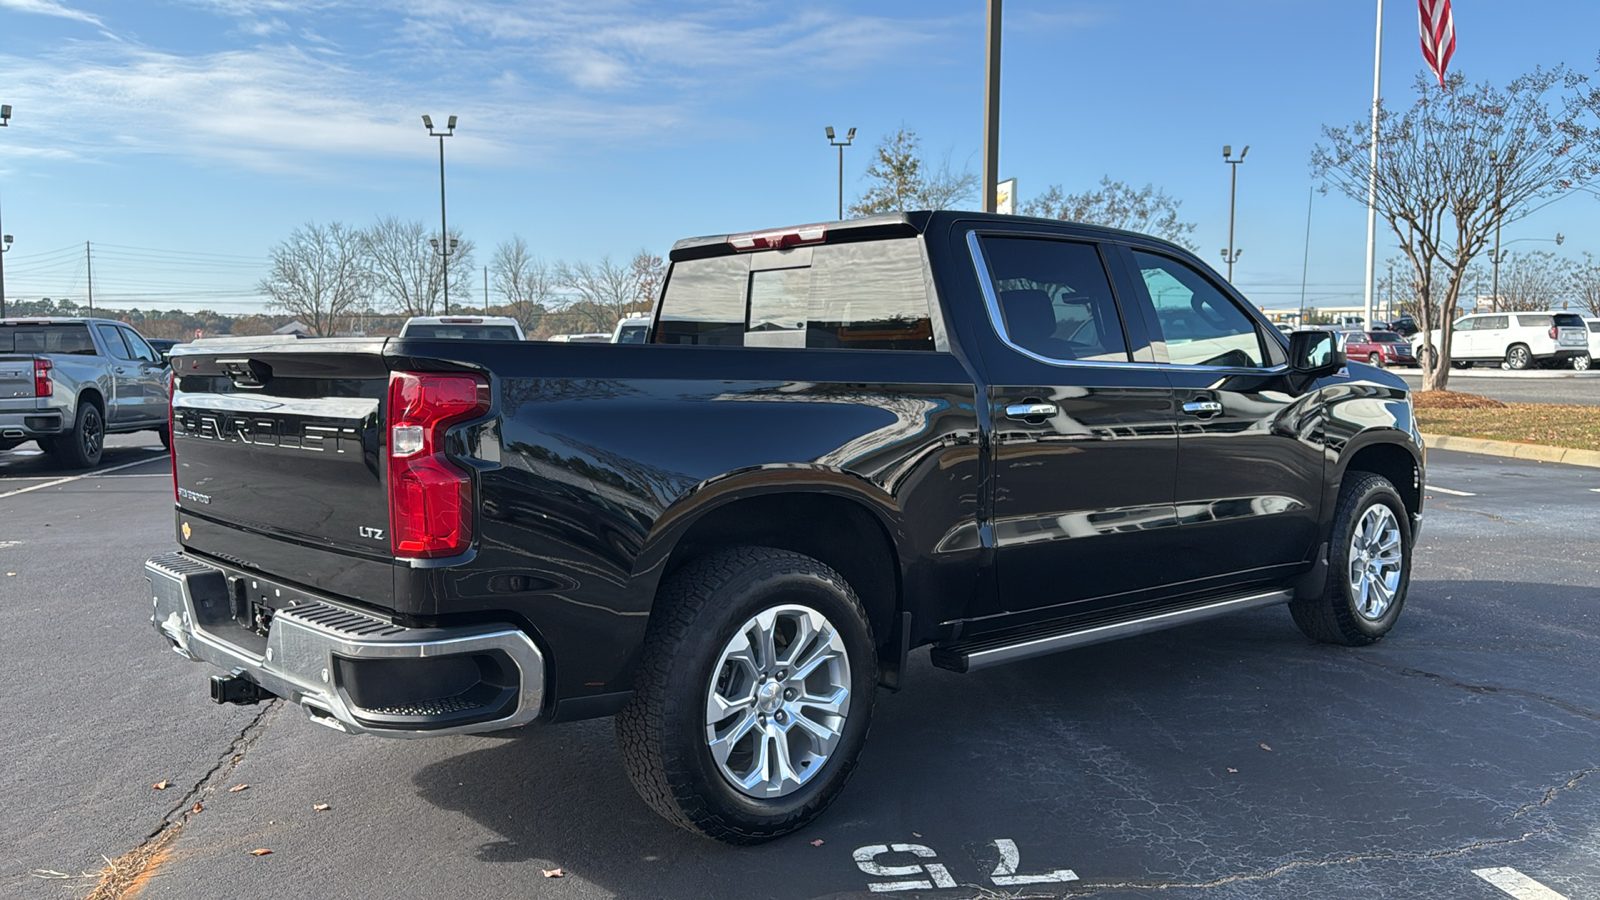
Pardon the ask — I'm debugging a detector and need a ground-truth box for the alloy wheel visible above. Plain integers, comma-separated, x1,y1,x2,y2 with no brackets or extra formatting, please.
1506,346,1531,370
704,604,851,799
82,406,103,458
1347,504,1403,621
1575,354,1592,372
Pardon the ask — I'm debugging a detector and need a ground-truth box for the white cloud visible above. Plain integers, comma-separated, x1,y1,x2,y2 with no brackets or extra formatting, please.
0,0,103,27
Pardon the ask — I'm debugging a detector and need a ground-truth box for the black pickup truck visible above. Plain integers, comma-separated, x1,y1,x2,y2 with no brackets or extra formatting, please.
147,212,1424,843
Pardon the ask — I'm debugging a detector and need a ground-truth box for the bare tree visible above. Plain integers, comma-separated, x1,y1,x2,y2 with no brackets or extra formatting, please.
1569,252,1600,316
849,127,978,216
1313,67,1600,391
629,249,665,311
491,236,557,330
1493,250,1568,311
555,256,635,333
362,216,476,317
257,221,370,337
1021,178,1199,250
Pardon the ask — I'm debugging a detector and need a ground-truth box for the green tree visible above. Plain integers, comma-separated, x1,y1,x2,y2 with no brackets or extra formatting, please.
849,127,978,216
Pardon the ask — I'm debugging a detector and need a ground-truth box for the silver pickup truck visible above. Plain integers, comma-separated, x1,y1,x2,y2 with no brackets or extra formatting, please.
0,317,171,467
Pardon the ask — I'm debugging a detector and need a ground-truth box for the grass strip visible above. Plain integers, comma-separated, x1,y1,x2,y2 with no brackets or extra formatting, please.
1415,402,1600,453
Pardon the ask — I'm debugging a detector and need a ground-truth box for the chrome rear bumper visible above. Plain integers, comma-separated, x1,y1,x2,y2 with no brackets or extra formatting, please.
146,551,546,737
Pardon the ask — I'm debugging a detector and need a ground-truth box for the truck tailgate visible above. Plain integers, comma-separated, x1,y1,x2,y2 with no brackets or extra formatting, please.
171,341,391,563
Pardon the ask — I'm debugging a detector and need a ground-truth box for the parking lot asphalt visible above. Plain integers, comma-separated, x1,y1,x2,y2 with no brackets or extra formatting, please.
1397,370,1600,405
2,445,1597,900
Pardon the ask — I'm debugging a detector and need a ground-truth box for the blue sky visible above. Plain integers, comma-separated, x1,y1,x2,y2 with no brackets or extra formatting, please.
3,0,1600,316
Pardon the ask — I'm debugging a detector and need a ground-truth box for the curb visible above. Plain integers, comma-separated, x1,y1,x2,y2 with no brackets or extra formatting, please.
1422,433,1600,469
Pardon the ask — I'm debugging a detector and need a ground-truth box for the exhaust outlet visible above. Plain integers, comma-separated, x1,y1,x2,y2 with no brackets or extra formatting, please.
1,429,23,439
210,673,268,705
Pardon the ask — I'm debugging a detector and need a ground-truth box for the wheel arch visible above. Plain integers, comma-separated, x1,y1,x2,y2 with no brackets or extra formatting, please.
1337,437,1422,521
637,474,907,679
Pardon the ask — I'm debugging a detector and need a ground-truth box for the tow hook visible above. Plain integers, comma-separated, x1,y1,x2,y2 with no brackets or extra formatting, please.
210,672,268,705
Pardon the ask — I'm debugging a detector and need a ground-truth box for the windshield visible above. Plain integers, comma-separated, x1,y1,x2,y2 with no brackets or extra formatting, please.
402,324,520,340
0,323,97,354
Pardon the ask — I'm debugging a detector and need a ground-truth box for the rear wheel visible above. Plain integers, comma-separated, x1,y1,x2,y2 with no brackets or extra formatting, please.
616,547,876,844
1290,472,1411,646
1573,353,1592,372
51,401,104,469
1504,344,1532,370
157,426,172,450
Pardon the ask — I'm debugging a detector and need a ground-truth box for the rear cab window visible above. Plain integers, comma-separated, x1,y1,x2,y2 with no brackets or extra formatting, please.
0,323,98,355
655,238,938,351
402,324,520,340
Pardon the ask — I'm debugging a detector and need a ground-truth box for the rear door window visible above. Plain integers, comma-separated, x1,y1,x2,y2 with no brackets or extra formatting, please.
95,324,136,360
978,236,1131,363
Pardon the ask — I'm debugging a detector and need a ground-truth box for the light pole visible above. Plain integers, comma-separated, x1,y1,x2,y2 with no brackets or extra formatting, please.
0,103,10,318
825,126,856,220
1490,150,1508,310
1221,144,1249,282
422,114,457,314
1490,233,1563,312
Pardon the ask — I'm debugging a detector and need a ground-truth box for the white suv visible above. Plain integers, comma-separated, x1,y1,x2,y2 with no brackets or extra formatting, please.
1413,311,1590,370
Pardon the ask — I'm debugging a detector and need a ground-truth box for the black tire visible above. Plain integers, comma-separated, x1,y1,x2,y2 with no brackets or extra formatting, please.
157,426,172,451
1290,472,1411,646
615,547,876,844
1504,344,1532,370
52,401,105,469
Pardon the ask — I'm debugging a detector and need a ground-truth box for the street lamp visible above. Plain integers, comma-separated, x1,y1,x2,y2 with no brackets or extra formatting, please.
422,114,457,314
1,103,12,318
1220,145,1249,282
825,126,856,221
1489,232,1564,311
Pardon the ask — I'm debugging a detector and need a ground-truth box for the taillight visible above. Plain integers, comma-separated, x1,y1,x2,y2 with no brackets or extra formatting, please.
33,359,52,397
1549,326,1560,340
387,372,489,559
169,371,178,504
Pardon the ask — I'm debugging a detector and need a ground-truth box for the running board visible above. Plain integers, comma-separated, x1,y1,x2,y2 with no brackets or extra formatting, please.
930,589,1293,673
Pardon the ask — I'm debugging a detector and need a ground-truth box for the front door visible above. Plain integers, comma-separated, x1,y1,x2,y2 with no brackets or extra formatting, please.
1119,247,1325,594
963,229,1181,617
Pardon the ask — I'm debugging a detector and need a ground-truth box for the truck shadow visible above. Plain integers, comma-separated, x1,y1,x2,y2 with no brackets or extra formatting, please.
411,580,1600,899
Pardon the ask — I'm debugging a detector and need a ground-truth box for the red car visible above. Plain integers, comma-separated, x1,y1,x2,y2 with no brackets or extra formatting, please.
1340,330,1418,368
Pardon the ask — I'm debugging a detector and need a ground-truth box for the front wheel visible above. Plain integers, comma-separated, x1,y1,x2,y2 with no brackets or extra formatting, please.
1573,353,1592,372
1367,352,1384,368
1290,472,1411,646
616,547,876,844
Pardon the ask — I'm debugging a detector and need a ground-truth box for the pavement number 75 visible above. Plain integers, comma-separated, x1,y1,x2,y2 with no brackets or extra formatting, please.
853,839,1079,892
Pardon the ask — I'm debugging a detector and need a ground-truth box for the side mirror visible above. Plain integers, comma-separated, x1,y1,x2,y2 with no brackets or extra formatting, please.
1289,329,1344,378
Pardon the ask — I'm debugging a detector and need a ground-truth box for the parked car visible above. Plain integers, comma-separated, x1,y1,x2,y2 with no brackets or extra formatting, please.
547,332,611,343
1386,315,1419,338
611,316,651,344
146,338,180,360
398,316,524,340
1582,318,1599,370
1412,311,1589,369
1340,330,1418,368
0,317,171,465
148,212,1423,843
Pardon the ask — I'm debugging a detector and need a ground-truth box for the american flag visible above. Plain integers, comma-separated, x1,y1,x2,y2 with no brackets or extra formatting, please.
1418,0,1456,87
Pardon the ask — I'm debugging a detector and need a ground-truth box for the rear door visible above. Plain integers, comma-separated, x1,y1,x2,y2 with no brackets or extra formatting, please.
1118,246,1324,593
93,323,139,423
961,226,1181,616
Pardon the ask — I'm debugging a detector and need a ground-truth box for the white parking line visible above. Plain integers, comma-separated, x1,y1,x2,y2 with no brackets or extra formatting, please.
1473,867,1569,900
1590,488,1600,494
0,455,169,500
1427,485,1477,497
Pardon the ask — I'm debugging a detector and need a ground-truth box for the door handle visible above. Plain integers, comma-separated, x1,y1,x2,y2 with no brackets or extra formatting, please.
1005,403,1058,420
1182,400,1224,417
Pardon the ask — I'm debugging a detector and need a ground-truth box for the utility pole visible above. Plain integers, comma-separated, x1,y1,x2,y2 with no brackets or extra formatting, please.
85,241,93,315
982,0,1002,213
422,114,458,314
824,126,856,220
483,265,488,308
1221,145,1249,282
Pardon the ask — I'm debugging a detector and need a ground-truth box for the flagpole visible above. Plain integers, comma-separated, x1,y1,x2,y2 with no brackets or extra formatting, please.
1363,0,1383,328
